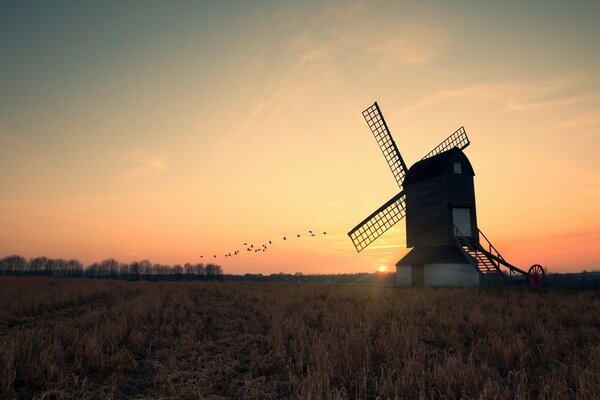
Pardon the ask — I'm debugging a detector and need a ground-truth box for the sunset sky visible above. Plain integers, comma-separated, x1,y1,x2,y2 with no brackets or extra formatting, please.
1,1,599,274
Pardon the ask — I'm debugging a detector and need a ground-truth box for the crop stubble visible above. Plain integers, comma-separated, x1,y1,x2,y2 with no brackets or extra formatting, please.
0,278,598,399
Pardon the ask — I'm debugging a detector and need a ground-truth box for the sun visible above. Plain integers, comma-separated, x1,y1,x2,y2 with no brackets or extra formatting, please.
377,265,388,273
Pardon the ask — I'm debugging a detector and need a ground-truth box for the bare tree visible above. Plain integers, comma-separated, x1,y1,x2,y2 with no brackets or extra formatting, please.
0,255,28,275
29,257,48,275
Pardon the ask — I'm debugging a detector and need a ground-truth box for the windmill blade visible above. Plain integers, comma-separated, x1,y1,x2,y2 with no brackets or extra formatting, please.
421,126,470,160
363,102,408,188
348,191,406,252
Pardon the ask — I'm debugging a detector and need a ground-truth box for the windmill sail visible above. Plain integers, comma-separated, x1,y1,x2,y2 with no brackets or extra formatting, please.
421,126,470,160
348,191,406,252
363,102,408,188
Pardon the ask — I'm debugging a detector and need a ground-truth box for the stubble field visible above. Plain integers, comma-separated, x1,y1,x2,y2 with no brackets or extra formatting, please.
0,277,599,399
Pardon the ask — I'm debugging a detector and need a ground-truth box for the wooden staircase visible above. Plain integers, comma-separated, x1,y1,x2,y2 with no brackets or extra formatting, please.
454,227,528,286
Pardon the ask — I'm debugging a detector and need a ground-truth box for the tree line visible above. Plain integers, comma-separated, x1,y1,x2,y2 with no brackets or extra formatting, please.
0,255,398,285
0,255,223,281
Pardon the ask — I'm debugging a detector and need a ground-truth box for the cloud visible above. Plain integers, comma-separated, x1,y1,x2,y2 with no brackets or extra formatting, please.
220,2,449,149
555,110,600,128
0,194,156,220
287,4,447,69
396,75,600,116
507,90,600,112
115,149,167,181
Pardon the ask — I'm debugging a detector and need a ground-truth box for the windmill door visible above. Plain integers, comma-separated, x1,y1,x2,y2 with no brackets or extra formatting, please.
452,207,472,237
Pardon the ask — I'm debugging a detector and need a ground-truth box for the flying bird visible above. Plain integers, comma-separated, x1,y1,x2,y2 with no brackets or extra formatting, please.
283,237,287,240
297,234,300,237
323,232,327,235
269,240,272,244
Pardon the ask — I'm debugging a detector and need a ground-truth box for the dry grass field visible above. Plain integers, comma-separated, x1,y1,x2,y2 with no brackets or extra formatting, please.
0,278,599,399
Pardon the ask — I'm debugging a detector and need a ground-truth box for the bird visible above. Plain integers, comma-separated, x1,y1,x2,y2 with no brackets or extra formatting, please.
244,242,247,246
297,234,300,237
200,256,203,259
309,230,313,233
283,237,287,240
213,255,216,258
311,233,315,237
250,244,254,248
323,232,327,235
269,240,272,244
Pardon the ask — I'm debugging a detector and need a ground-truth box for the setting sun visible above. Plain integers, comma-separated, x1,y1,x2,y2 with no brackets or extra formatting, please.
377,265,388,273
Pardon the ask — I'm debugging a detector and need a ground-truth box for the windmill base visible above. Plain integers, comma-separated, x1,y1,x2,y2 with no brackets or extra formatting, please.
396,263,480,286
396,246,481,286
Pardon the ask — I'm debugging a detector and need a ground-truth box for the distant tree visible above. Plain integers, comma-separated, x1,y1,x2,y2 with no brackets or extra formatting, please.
205,264,222,279
129,261,142,278
99,258,119,277
194,263,206,277
66,259,83,277
184,263,194,275
86,262,99,277
45,258,60,276
0,255,28,275
119,263,130,277
139,260,152,276
0,254,222,281
29,257,48,275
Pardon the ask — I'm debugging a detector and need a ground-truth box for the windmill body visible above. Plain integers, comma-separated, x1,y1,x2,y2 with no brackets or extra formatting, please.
405,147,478,247
348,102,545,287
398,148,480,286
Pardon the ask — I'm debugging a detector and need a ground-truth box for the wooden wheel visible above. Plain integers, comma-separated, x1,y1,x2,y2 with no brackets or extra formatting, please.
527,264,545,288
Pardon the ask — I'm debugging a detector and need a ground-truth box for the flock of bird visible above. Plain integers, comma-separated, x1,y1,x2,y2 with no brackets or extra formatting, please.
200,230,328,260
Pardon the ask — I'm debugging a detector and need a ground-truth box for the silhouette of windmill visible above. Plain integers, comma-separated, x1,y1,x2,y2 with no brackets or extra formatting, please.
348,102,544,287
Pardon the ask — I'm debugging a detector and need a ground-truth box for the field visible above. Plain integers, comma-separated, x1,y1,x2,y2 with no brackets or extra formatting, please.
0,278,599,399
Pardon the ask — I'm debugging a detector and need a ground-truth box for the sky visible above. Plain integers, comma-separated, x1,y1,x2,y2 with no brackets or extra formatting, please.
1,0,599,274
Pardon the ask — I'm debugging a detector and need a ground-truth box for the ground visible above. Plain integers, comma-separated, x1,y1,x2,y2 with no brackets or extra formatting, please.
0,278,599,399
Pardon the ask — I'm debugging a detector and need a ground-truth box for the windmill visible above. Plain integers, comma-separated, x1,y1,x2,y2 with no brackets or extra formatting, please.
348,102,544,287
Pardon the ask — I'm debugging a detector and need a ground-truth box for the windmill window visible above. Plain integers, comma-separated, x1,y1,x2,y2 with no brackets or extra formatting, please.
453,162,462,174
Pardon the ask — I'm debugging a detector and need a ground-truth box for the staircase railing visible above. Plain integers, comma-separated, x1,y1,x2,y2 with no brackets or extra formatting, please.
455,225,529,283
478,228,505,263
453,225,505,279
476,228,528,279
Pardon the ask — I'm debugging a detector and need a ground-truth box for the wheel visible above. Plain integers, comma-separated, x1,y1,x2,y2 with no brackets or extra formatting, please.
528,264,545,288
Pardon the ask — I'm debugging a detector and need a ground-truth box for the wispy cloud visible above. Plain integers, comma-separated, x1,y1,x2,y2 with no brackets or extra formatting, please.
0,194,152,205
555,109,600,128
287,3,447,69
220,2,448,149
114,149,167,181
397,75,600,116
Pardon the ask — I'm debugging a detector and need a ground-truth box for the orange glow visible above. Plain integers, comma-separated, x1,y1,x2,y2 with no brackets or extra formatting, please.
377,265,389,273
0,2,598,274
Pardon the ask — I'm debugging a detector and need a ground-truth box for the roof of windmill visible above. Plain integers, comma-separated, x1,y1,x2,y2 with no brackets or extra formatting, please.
403,147,474,186
396,245,470,266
